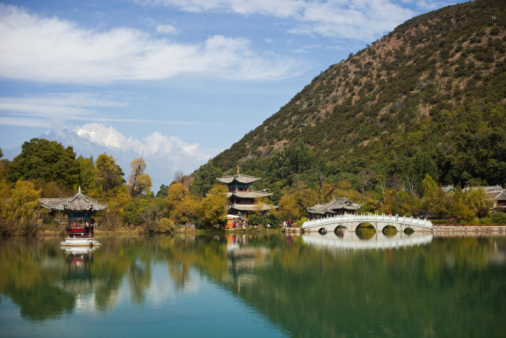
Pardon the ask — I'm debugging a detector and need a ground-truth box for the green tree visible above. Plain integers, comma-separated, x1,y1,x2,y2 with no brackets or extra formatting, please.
5,138,78,189
191,163,222,196
95,153,125,194
420,174,449,217
75,156,101,197
465,187,493,218
128,157,152,198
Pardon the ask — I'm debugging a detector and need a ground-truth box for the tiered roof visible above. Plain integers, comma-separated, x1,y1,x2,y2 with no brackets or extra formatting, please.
227,191,272,199
39,188,107,212
307,197,362,215
229,203,274,212
217,174,261,185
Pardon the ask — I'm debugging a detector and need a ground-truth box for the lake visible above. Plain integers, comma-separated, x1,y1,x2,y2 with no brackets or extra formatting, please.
1,232,505,337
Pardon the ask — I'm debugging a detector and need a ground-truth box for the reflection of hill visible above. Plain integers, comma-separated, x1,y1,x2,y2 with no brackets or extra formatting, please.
209,235,506,337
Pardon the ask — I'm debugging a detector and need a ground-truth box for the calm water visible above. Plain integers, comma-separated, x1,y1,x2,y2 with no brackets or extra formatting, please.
0,232,505,337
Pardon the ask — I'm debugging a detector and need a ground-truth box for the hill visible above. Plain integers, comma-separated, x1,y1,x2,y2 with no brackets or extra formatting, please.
209,0,506,193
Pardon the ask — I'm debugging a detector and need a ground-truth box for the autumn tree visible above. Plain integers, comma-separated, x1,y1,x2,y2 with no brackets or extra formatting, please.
167,182,201,226
1,180,41,231
201,185,228,225
128,157,152,198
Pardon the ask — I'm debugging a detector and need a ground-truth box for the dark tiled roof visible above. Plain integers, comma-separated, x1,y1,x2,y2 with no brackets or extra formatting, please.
308,197,362,215
217,174,261,184
227,191,272,198
39,188,107,212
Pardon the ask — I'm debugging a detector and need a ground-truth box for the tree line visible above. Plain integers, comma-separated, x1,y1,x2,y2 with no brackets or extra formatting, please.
1,137,505,235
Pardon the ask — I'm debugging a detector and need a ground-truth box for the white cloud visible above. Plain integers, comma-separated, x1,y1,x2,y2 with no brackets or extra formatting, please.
156,24,178,34
147,0,418,41
73,123,210,161
0,4,303,84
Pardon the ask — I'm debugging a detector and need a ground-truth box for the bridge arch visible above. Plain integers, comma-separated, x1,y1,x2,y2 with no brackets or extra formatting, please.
404,227,414,235
318,228,328,235
334,225,348,237
356,223,376,240
382,225,398,237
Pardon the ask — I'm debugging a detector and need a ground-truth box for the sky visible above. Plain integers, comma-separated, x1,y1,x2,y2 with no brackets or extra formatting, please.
0,0,461,185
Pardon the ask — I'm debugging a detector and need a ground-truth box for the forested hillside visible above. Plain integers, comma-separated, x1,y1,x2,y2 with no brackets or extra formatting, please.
210,0,506,192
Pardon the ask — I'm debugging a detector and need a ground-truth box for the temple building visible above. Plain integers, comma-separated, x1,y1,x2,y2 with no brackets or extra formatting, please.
39,188,106,246
217,172,274,218
307,197,362,219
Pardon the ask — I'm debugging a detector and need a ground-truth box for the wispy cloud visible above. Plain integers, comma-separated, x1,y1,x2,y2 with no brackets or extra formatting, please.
146,0,420,41
0,4,304,84
0,93,214,129
156,24,178,35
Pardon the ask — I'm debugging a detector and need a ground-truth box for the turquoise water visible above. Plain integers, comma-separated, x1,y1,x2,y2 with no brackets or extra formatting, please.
1,233,505,337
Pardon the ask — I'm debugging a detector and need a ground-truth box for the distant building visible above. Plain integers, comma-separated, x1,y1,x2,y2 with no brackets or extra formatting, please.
217,170,274,218
442,185,505,213
307,197,362,219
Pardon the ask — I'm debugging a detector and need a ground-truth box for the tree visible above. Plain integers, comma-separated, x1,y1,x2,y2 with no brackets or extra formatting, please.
5,138,79,189
156,184,169,197
76,156,101,197
2,180,41,229
95,153,125,194
128,157,152,198
420,174,449,217
201,185,228,225
167,182,201,226
191,163,222,196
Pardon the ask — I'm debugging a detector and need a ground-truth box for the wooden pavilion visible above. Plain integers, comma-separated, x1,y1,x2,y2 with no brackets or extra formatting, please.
39,187,106,246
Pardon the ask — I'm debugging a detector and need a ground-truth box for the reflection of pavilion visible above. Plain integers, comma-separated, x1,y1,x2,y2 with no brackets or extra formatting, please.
302,232,433,250
225,235,269,287
53,247,97,296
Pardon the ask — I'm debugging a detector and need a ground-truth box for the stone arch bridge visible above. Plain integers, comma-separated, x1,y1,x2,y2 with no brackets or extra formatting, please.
302,214,433,233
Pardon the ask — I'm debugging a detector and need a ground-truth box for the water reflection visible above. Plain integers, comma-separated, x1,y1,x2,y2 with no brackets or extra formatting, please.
303,231,433,250
1,234,505,338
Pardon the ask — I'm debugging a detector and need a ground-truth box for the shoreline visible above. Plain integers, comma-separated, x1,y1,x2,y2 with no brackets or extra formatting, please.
4,224,506,238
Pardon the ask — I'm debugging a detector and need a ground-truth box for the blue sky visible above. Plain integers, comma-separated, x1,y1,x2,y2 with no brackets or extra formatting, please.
0,0,460,178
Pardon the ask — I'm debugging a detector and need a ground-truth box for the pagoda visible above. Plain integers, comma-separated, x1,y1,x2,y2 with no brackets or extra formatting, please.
217,167,274,218
39,187,107,247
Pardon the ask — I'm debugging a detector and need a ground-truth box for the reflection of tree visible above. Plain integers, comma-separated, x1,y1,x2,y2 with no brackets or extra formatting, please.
2,233,505,337
128,262,151,303
6,284,75,321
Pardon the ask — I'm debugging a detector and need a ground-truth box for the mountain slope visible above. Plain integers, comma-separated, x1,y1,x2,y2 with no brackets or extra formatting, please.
211,0,506,187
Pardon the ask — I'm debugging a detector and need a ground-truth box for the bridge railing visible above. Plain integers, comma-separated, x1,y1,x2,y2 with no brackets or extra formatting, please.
302,213,433,229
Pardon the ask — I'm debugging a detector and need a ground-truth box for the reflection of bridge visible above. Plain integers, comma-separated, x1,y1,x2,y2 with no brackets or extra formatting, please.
302,214,433,233
303,232,433,250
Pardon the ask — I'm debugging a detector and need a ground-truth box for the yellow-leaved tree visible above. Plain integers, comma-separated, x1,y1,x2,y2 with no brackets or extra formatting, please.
2,180,41,232
167,182,201,227
201,185,227,226
128,157,152,198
